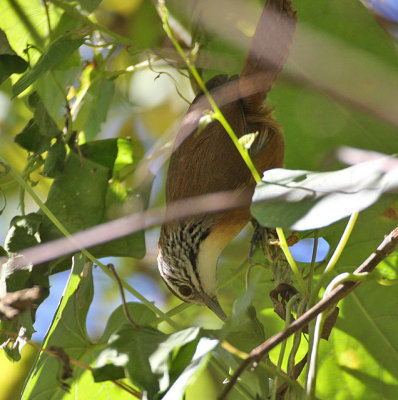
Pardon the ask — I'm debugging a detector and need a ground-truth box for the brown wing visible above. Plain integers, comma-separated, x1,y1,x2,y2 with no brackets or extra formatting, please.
166,78,250,202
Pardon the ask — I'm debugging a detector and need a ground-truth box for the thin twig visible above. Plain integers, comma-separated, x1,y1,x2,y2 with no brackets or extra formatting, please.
108,263,139,328
219,226,398,399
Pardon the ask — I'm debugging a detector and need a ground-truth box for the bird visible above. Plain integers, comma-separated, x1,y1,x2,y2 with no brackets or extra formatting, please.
157,0,297,319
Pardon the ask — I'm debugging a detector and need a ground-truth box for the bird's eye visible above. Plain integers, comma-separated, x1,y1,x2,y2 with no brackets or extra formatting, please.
179,285,192,297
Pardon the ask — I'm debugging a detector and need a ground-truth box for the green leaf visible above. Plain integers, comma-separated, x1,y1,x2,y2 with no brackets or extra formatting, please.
79,139,120,170
74,0,102,13
337,282,398,382
14,119,52,154
0,0,49,57
4,213,42,253
113,138,135,179
102,304,156,343
251,156,398,230
13,29,87,96
99,325,167,397
162,336,219,400
93,303,157,384
340,366,398,399
316,283,398,399
39,150,110,242
94,325,209,399
321,197,398,271
72,61,115,140
0,246,7,257
36,138,145,258
84,78,115,141
221,285,265,353
91,364,125,382
41,137,66,177
0,28,28,84
82,138,145,259
21,254,93,399
15,92,62,155
23,289,157,399
28,92,61,138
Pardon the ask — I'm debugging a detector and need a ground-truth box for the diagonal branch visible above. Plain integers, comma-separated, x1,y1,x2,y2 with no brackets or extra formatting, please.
219,226,398,399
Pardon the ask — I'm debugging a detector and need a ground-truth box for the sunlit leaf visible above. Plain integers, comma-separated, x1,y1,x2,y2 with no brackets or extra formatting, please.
13,29,88,96
21,254,93,398
251,157,398,230
0,29,28,84
4,213,42,253
41,137,66,177
93,325,215,399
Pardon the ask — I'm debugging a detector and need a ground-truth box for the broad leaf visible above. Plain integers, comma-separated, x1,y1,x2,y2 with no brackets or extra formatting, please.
316,280,398,399
15,92,62,155
251,156,398,230
41,137,66,177
74,74,115,141
13,29,88,96
162,337,219,400
39,150,110,242
21,254,92,399
0,29,28,84
221,285,265,353
4,213,42,254
94,325,217,399
38,138,145,259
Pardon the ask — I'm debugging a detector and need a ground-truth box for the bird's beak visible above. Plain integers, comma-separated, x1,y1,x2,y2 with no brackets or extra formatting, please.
203,294,227,321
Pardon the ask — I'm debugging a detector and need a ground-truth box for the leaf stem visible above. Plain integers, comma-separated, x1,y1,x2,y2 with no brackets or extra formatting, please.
324,212,359,275
271,293,300,400
276,228,308,297
309,212,359,306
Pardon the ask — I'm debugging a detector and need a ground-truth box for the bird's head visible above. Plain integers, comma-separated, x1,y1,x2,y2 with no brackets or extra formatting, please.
157,219,227,320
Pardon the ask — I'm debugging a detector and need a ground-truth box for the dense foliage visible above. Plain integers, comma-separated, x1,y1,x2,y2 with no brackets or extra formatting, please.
0,0,397,399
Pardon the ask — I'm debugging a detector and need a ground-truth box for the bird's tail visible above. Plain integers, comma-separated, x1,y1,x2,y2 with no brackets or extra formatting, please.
239,0,297,114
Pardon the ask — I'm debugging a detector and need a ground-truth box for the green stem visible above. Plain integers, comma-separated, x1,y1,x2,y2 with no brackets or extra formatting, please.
305,310,326,400
324,212,359,274
287,298,306,377
276,228,308,297
271,293,300,400
307,232,319,305
158,1,261,184
309,212,359,306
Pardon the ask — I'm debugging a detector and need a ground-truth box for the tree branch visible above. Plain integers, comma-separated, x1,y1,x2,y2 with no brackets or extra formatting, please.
219,226,398,399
